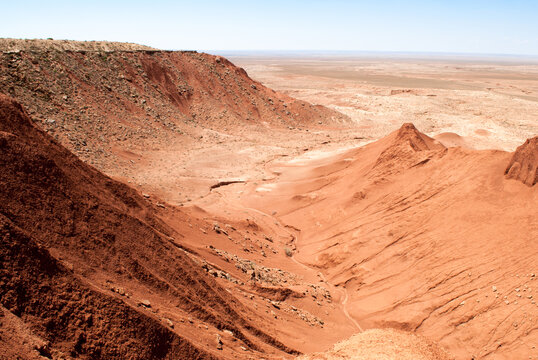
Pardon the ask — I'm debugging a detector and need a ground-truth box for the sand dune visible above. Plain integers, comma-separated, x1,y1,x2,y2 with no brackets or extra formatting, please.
0,94,299,359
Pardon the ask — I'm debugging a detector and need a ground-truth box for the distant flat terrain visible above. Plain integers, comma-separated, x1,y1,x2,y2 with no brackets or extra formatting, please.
226,52,538,151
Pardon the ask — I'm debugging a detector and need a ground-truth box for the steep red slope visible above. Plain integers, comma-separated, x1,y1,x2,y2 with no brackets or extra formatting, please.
0,94,298,359
505,136,537,186
240,123,537,360
0,215,213,360
0,45,348,170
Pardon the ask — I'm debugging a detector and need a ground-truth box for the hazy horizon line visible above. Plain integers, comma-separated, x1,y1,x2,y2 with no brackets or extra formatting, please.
3,37,538,61
4,37,538,58
205,49,538,59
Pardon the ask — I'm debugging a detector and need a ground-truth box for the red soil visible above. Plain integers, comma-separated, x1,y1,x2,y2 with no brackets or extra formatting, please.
371,122,446,178
298,329,452,360
1,41,535,360
505,136,538,186
235,123,537,359
0,94,298,359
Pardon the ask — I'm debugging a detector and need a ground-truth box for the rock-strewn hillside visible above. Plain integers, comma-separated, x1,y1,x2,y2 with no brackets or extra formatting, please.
0,93,299,359
0,38,155,51
0,39,348,170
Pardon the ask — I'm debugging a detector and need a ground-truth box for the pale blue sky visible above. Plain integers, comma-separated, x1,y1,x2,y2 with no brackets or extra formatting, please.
1,0,537,55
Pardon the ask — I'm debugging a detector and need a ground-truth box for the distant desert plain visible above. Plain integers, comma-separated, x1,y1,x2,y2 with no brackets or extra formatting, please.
228,52,538,151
